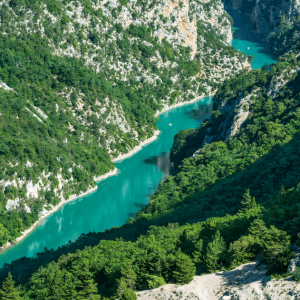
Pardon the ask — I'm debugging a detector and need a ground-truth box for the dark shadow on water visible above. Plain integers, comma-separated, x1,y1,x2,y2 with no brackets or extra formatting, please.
185,104,213,121
134,203,146,209
226,9,276,59
143,152,172,175
128,213,136,218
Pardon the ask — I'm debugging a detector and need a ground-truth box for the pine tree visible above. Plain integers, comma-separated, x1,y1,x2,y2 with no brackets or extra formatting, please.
238,189,257,214
173,252,195,284
248,219,268,238
72,261,100,300
61,272,77,300
192,239,203,264
204,230,226,273
0,272,20,300
121,266,137,290
116,277,127,298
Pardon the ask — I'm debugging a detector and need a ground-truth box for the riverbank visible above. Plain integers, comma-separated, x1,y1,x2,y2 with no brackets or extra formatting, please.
112,130,161,162
113,94,215,162
155,93,214,117
0,168,119,252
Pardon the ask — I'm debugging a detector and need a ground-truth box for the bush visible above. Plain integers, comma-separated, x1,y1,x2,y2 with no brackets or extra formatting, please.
292,267,300,282
147,275,166,289
122,289,137,300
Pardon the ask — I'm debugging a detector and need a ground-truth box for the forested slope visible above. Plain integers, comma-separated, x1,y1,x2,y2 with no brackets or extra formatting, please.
0,0,249,245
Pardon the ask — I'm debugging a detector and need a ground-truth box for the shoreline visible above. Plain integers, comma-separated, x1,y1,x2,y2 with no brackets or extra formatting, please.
0,168,119,252
0,94,213,252
155,93,214,117
112,130,161,162
112,93,214,162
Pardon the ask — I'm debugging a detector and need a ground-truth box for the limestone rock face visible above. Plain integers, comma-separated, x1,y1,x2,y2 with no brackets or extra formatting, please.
288,254,300,273
223,0,300,38
288,245,300,274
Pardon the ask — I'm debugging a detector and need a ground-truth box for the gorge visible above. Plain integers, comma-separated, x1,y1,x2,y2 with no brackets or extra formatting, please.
1,0,300,299
0,13,276,266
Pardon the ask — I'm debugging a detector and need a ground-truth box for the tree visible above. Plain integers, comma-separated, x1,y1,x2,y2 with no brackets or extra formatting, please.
238,189,257,214
116,277,127,298
247,55,254,64
72,261,100,300
61,272,78,300
262,226,293,272
173,252,195,284
121,266,137,290
204,230,226,272
192,239,203,264
0,272,20,300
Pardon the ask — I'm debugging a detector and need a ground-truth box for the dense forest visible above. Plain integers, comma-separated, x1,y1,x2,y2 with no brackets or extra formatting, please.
0,0,248,245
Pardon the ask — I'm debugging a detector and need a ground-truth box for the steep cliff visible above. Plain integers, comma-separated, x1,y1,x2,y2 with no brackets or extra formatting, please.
223,0,300,38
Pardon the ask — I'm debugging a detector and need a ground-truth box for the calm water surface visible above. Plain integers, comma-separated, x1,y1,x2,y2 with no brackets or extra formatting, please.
0,12,277,266
229,10,277,69
0,98,213,267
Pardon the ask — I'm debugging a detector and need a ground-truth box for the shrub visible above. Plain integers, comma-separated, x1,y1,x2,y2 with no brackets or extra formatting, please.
122,289,137,300
147,275,166,289
292,267,300,282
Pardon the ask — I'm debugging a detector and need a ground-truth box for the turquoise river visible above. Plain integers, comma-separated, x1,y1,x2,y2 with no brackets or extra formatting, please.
0,13,276,267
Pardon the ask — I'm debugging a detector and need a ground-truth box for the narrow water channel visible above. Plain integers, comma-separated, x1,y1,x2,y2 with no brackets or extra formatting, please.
229,10,277,69
0,98,213,267
0,12,277,267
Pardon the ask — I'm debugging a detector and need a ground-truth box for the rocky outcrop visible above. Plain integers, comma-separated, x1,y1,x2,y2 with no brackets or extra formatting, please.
199,89,256,148
223,0,300,38
288,245,300,274
137,262,300,300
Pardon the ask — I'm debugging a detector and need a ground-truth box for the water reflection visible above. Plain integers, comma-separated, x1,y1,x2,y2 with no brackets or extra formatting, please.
143,152,172,175
228,9,275,59
134,203,146,209
185,104,213,121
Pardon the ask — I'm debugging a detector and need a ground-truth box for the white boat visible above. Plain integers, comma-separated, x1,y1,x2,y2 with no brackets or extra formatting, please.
169,123,172,126
248,47,250,49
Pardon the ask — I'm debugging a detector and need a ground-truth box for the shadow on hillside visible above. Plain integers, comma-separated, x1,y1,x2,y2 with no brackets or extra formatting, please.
1,133,300,284
216,262,269,288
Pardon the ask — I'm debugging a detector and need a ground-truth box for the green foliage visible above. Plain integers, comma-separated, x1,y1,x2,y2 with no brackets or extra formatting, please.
238,190,257,215
122,289,137,300
293,267,300,282
204,230,226,272
0,272,20,300
192,239,203,264
172,252,195,284
269,15,300,56
147,275,166,289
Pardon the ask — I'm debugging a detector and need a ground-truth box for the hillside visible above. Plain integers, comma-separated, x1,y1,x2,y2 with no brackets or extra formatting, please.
0,0,249,246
